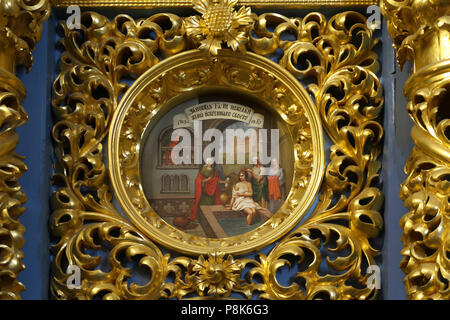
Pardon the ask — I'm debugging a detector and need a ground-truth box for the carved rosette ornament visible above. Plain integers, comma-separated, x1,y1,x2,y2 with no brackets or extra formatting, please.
184,0,255,55
0,0,50,299
381,0,450,299
51,4,383,300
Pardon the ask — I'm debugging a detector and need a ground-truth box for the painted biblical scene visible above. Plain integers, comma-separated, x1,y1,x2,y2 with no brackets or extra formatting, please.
141,93,293,238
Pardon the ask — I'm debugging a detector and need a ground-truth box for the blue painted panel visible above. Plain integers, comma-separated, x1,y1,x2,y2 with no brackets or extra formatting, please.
380,17,413,300
15,17,56,300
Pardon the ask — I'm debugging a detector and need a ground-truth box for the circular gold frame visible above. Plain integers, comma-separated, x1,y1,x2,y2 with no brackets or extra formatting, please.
108,49,324,255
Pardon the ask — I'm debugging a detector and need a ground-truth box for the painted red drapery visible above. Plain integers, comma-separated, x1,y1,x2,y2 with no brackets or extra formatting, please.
267,176,282,201
188,169,221,220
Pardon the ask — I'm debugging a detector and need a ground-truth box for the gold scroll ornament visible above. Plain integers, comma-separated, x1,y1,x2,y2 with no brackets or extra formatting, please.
381,0,450,299
0,0,50,299
51,0,383,299
51,0,378,9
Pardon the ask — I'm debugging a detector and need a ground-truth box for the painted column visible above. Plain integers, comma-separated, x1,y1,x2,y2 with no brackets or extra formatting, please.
381,0,450,299
0,0,50,299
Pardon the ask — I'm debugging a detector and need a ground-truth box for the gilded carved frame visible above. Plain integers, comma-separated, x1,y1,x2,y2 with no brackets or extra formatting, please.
1,0,447,301
108,49,326,256
51,0,378,8
50,1,384,300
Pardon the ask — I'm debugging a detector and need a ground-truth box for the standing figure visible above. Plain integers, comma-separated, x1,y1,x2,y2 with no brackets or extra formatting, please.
246,157,269,208
267,158,285,213
188,158,225,221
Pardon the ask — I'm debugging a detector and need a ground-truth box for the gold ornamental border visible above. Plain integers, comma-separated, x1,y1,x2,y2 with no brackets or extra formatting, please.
0,0,51,299
108,49,325,255
381,0,450,299
51,0,378,8
50,2,384,299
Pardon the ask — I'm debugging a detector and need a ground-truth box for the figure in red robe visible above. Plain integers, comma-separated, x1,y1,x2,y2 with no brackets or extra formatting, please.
188,159,222,221
267,158,285,213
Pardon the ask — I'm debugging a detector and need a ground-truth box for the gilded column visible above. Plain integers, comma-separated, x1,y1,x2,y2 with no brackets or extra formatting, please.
381,0,450,299
0,0,50,299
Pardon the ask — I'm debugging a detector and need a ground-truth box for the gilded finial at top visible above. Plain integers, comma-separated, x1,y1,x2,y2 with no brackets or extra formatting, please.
184,0,255,55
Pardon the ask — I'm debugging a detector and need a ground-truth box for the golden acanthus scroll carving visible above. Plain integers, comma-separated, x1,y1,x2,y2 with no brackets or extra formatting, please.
50,5,383,299
0,0,50,299
381,0,450,299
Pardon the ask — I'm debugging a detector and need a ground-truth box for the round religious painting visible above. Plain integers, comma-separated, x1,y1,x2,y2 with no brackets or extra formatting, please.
141,88,294,239
108,49,324,255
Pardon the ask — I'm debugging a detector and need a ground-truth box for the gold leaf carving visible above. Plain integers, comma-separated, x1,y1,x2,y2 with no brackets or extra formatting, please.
0,0,50,299
381,0,450,299
51,10,383,300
